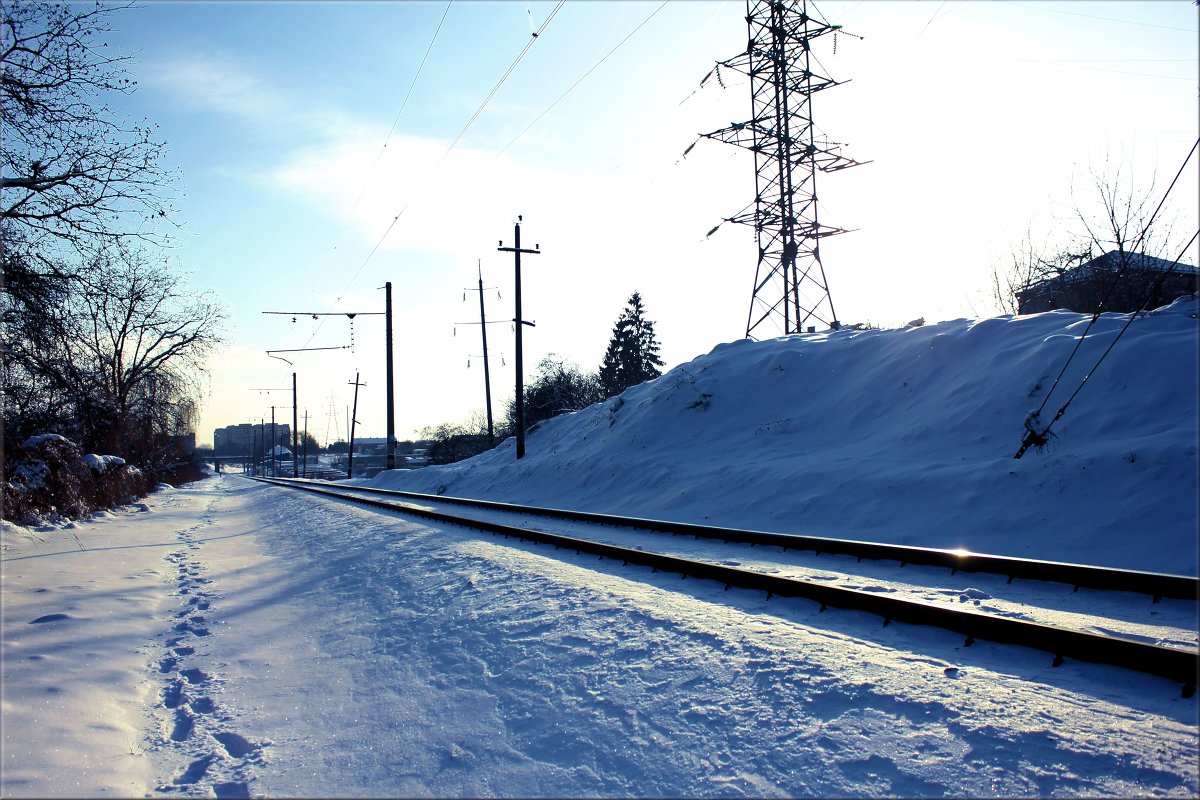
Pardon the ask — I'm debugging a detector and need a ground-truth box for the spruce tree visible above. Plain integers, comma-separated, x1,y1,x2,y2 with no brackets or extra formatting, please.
599,292,664,398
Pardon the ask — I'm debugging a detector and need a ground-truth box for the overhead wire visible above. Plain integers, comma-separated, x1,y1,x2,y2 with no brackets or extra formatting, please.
994,0,1198,33
297,1,563,355
1014,137,1199,458
1014,229,1199,459
287,1,453,356
329,1,454,260
331,0,566,308
492,0,669,161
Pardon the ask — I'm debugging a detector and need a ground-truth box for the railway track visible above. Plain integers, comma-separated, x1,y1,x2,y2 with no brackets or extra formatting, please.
253,476,1199,695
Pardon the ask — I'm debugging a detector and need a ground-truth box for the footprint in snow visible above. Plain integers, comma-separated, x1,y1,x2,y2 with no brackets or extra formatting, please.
213,781,251,799
172,753,217,785
213,732,258,758
162,679,185,709
29,613,71,624
169,708,194,742
173,621,211,637
189,696,217,715
180,667,209,685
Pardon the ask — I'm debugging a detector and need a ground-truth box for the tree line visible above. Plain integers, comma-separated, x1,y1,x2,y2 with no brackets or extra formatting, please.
421,291,664,464
3,3,225,482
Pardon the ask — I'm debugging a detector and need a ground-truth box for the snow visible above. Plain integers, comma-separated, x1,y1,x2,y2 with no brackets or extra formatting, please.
2,303,1197,797
82,454,127,473
19,434,70,449
373,298,1199,576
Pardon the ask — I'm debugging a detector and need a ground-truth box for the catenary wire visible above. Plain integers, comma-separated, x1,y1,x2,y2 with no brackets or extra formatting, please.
330,1,566,310
289,1,453,355
492,0,670,161
1015,230,1200,459
1030,138,1198,419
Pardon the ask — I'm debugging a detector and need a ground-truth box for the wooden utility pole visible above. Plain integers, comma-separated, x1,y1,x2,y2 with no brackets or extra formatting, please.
385,282,396,471
347,373,364,479
292,372,299,478
498,216,540,459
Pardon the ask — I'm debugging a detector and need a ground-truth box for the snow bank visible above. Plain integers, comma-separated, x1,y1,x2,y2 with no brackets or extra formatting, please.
3,435,154,524
83,453,127,473
373,300,1199,575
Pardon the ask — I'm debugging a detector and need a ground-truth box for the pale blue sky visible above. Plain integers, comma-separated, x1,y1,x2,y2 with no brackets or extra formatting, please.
99,1,1198,446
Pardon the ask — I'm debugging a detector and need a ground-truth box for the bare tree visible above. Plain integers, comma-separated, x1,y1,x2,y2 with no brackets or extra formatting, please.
2,1,174,250
991,160,1189,315
990,228,1090,315
4,243,225,459
69,246,225,457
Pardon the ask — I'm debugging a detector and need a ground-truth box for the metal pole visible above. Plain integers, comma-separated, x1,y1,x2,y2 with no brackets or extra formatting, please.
292,372,299,478
271,406,276,478
303,411,309,478
477,260,495,445
385,281,396,471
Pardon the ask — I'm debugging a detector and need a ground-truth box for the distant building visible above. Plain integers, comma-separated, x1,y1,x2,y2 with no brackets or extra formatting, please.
214,423,291,455
351,436,403,455
171,433,196,456
1016,250,1198,315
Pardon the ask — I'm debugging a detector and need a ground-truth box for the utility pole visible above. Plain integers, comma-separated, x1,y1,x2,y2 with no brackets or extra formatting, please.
262,306,389,469
477,263,495,445
302,411,309,478
385,282,396,471
498,216,541,459
292,373,299,478
461,260,502,445
347,373,364,479
270,406,277,478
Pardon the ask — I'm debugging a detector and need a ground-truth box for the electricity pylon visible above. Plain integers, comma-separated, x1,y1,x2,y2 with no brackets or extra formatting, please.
699,0,865,339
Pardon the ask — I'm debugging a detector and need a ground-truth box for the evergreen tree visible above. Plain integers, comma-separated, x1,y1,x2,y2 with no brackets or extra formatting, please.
598,292,664,398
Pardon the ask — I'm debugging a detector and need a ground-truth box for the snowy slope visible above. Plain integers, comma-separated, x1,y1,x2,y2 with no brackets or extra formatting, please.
373,300,1199,575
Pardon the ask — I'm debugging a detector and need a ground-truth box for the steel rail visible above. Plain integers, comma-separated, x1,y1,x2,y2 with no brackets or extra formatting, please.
272,478,1198,602
255,477,1198,694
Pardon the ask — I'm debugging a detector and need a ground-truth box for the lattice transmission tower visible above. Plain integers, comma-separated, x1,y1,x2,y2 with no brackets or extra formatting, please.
700,0,865,339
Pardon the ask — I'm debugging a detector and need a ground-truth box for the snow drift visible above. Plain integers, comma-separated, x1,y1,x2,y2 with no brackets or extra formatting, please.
373,300,1199,576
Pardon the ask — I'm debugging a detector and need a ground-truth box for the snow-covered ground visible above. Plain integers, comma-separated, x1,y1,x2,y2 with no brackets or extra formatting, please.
375,299,1200,576
2,302,1197,797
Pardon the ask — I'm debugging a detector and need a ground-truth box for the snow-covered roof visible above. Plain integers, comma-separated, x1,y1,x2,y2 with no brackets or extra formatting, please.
1021,250,1199,294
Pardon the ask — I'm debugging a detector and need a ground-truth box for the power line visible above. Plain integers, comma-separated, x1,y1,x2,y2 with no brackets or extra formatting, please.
1014,137,1199,458
492,0,670,161
994,0,1199,33
1014,231,1199,459
331,1,565,309
328,1,454,259
1030,138,1198,419
293,2,453,354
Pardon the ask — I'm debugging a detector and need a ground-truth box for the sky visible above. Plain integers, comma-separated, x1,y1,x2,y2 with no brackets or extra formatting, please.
3,296,1196,796
95,0,1199,446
